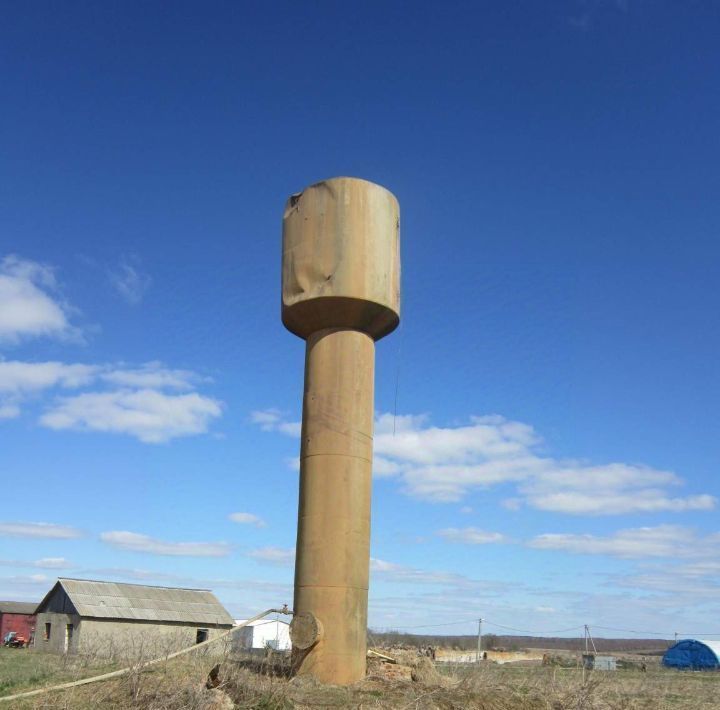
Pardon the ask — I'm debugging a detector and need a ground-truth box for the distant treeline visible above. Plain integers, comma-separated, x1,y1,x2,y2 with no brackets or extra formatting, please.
368,630,672,653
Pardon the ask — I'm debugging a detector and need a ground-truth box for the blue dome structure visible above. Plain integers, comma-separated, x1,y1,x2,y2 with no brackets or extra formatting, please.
662,639,720,670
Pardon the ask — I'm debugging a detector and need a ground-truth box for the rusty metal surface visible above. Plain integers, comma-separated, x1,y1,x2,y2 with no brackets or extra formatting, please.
282,177,400,685
282,177,400,340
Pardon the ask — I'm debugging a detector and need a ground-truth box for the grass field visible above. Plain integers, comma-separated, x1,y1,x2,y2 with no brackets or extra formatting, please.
1,646,719,709
0,647,118,698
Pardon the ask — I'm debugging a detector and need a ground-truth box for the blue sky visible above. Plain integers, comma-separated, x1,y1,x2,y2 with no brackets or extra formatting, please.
1,1,719,639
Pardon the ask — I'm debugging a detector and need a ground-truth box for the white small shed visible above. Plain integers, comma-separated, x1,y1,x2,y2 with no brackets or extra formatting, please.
234,618,291,651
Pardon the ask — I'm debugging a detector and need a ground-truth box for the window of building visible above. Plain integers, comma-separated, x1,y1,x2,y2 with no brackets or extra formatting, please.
196,628,209,644
44,622,51,641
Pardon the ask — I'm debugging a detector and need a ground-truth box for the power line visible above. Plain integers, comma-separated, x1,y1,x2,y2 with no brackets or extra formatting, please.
591,625,676,638
483,620,585,635
593,625,720,638
380,618,479,630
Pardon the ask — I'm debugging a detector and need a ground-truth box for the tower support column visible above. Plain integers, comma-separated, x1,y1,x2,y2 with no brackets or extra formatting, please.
293,327,374,683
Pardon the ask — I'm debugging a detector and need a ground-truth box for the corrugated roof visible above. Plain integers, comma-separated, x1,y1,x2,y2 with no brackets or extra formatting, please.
0,601,38,615
41,579,233,626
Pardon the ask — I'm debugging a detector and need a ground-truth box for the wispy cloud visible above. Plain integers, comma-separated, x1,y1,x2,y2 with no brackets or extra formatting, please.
437,528,507,545
250,409,301,436
252,409,714,516
0,403,20,419
100,531,231,557
85,567,185,583
0,522,82,539
228,512,267,528
246,546,295,566
109,255,152,305
0,255,80,344
370,557,510,593
0,557,74,569
0,573,51,588
33,557,73,569
99,362,200,390
528,525,720,560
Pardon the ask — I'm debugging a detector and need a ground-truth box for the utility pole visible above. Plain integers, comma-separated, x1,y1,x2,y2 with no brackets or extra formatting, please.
476,618,484,662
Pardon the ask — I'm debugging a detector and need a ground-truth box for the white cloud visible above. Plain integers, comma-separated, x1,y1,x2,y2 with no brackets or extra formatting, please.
0,522,82,539
0,255,217,442
86,567,185,583
437,527,507,545
374,413,540,465
247,546,295,566
250,409,300,436
100,531,231,557
109,256,151,305
0,361,218,433
34,557,73,569
517,464,715,515
0,255,78,343
0,361,198,396
0,360,98,418
611,570,720,598
370,558,509,591
0,573,50,586
0,361,98,393
249,409,282,430
99,362,199,390
0,557,73,569
373,456,403,477
371,557,454,584
0,403,20,419
40,388,222,443
527,525,716,559
675,560,720,578
229,512,267,528
370,558,458,585
524,490,716,515
252,409,715,515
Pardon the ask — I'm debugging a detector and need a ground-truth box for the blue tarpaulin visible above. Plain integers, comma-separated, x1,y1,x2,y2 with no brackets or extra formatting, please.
662,640,720,670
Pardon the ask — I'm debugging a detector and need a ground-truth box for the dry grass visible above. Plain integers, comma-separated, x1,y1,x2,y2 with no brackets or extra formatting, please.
2,647,718,709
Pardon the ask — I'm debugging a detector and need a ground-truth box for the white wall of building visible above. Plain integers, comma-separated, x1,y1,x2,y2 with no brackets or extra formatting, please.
234,618,291,651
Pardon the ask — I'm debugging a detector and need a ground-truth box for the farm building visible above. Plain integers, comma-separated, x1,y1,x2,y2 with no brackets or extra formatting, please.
233,617,291,651
34,578,234,656
663,639,720,670
0,601,37,645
